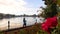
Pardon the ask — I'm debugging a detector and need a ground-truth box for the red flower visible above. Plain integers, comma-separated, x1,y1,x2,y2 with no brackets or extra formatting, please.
41,16,58,34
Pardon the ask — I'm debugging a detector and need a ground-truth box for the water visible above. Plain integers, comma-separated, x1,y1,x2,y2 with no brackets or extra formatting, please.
0,17,44,30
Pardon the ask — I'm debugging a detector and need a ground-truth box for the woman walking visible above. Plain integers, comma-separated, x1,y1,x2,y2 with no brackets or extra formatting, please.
23,17,26,27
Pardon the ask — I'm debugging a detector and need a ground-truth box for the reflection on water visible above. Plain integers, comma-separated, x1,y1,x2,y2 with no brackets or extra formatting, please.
0,17,44,30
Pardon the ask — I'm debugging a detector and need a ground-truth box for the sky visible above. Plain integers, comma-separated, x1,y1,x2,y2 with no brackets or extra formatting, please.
0,0,45,15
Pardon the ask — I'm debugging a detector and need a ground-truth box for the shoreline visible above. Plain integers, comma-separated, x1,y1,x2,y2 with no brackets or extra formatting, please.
0,23,41,32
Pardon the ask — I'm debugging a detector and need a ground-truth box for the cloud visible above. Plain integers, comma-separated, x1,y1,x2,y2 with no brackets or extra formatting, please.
0,0,38,15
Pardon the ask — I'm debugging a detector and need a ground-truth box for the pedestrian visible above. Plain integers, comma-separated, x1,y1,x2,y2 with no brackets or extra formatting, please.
23,17,26,27
35,18,37,24
8,21,10,30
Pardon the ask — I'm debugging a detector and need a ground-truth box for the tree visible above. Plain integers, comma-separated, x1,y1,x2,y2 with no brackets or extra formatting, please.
0,13,4,19
41,0,57,18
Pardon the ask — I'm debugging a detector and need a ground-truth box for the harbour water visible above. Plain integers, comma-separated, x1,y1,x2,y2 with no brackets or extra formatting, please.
0,17,44,30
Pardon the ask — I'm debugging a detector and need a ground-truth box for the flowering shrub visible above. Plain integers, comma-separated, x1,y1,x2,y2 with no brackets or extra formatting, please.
41,16,58,34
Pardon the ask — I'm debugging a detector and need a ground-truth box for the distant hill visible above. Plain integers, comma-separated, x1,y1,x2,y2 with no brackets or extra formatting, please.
0,13,38,19
0,13,15,19
16,14,38,17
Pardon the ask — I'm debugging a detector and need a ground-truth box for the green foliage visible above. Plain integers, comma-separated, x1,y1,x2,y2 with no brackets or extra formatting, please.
0,31,4,34
57,0,60,6
41,0,57,18
19,29,27,34
37,30,48,34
